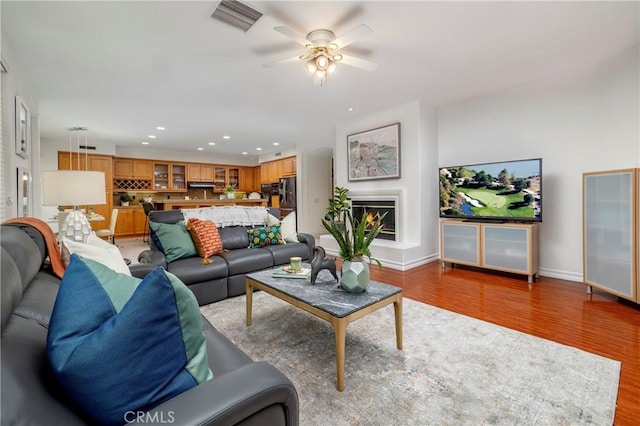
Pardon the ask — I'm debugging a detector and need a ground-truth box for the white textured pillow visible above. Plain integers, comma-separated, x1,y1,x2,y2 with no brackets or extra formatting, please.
281,211,299,243
62,233,131,276
267,213,280,227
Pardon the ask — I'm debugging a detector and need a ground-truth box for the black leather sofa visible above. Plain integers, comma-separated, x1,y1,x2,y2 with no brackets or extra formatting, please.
1,222,299,425
138,210,315,305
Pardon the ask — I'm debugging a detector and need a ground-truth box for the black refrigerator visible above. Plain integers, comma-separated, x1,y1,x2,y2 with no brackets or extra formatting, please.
279,176,296,220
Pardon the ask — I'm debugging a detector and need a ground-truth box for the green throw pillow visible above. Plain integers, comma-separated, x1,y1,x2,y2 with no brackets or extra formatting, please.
47,255,212,425
248,225,284,248
149,221,198,262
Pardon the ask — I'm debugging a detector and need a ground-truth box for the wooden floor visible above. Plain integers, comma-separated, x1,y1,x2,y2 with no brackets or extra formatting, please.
367,261,640,425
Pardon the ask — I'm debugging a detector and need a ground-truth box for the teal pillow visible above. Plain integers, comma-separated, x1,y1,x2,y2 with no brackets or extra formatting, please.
248,225,284,248
47,254,212,425
149,221,197,262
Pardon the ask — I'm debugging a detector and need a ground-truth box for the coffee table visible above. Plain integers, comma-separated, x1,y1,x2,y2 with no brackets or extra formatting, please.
245,267,403,391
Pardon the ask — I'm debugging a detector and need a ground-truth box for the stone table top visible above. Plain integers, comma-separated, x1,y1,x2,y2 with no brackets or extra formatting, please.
246,266,402,318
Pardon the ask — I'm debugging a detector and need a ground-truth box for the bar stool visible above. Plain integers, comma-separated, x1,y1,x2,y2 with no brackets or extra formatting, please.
142,202,154,244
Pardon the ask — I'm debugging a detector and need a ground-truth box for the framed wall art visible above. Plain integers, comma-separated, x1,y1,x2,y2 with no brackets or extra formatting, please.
15,96,30,159
347,122,401,181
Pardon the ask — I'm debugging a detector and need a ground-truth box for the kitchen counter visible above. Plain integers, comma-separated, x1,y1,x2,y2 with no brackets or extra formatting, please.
156,198,268,210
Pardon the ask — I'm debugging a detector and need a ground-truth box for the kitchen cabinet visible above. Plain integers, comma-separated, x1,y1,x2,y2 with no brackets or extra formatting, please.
240,167,258,192
260,157,295,183
260,160,282,184
214,166,241,192
114,158,153,180
114,207,147,237
440,220,539,283
132,160,153,180
153,162,187,191
115,209,135,236
187,163,214,182
583,168,639,302
114,158,133,179
281,156,296,176
134,208,147,235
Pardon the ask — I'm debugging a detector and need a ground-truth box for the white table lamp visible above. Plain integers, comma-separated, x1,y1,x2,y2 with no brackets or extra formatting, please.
42,170,106,243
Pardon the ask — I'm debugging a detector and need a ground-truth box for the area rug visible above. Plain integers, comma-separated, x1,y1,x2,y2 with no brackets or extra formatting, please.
200,292,620,425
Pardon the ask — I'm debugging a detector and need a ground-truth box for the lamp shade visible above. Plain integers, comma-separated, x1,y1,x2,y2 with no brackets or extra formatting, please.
42,170,106,206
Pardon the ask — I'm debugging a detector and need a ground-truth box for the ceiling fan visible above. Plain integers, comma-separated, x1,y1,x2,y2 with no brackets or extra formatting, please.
263,24,377,83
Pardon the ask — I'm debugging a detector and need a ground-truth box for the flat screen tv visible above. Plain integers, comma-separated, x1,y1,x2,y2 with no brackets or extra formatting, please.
439,158,542,222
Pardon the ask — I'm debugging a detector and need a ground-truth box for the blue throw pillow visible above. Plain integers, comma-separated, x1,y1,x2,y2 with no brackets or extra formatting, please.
47,254,212,426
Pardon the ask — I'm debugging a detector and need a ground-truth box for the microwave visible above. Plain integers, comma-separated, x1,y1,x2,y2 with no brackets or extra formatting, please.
261,183,280,195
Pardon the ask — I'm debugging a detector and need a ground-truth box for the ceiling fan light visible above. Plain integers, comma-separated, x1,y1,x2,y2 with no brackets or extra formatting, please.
316,55,329,70
327,60,337,74
316,69,327,79
306,59,317,74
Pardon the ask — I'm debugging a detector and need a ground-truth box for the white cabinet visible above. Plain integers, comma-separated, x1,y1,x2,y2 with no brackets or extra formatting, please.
440,222,480,266
440,220,539,283
583,169,638,302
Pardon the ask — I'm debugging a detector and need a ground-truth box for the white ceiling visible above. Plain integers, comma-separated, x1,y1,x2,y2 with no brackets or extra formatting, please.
3,1,638,161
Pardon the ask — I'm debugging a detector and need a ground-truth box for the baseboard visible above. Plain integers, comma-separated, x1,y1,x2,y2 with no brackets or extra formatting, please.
538,267,583,283
321,246,440,271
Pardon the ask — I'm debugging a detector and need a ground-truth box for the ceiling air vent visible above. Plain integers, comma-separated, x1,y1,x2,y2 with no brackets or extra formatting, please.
211,0,263,32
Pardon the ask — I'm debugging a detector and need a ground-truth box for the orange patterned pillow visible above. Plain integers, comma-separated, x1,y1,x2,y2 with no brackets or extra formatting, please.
186,218,223,264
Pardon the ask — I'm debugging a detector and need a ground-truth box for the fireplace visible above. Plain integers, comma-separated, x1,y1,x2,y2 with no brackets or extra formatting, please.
352,199,396,241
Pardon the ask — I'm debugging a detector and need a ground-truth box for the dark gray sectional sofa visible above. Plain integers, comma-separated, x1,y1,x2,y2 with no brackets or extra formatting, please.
1,221,299,425
138,210,315,305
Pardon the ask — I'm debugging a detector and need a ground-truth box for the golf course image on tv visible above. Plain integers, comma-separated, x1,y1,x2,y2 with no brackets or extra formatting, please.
439,158,542,222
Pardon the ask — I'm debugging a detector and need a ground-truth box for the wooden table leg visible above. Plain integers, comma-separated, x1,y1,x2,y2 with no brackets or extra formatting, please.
246,280,253,326
333,317,347,391
394,295,403,350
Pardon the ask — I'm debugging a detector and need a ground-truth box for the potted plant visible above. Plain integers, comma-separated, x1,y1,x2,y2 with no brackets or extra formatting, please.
321,186,387,293
324,186,351,230
120,194,133,206
224,184,236,199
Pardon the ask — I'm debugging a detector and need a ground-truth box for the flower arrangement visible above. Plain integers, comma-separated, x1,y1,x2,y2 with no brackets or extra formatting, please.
224,184,236,194
321,186,387,266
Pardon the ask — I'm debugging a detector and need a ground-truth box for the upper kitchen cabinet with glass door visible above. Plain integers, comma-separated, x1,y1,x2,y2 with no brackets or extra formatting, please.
154,162,186,192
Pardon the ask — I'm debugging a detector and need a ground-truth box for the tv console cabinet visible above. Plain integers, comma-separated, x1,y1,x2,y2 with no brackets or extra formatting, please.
440,220,540,283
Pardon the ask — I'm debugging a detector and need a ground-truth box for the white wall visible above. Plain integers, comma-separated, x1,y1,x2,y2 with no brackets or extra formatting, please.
438,46,640,281
296,132,333,238
1,30,41,221
333,100,438,269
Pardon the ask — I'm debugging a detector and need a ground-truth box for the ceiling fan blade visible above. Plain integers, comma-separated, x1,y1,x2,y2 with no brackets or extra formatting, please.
263,54,303,68
331,24,372,50
273,26,311,48
338,54,378,72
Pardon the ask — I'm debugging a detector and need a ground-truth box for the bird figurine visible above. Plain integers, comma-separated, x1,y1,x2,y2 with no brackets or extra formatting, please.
310,246,338,285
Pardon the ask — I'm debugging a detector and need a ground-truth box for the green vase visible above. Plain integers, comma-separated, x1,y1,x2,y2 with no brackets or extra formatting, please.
340,260,370,293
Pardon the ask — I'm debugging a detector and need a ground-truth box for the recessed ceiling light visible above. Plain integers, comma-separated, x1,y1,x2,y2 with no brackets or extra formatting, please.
156,126,165,130
256,147,262,151
148,135,156,139
141,141,150,145
197,147,204,151
273,142,280,146
208,142,216,146
242,151,248,155
347,107,354,112
223,136,231,139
